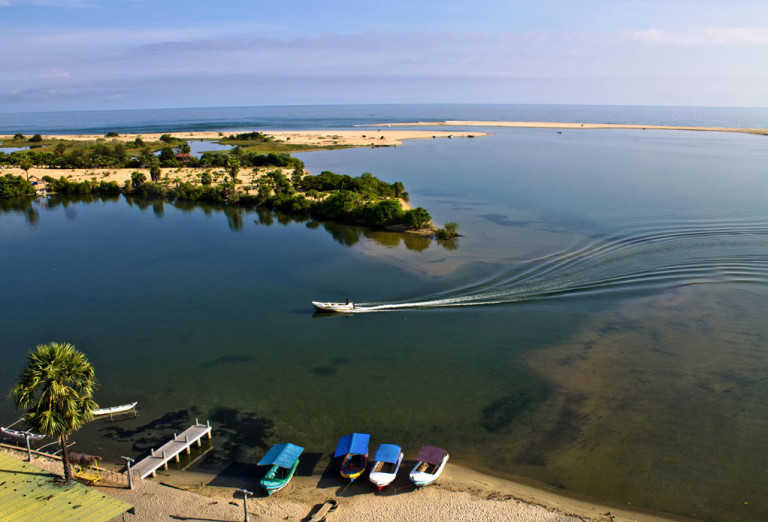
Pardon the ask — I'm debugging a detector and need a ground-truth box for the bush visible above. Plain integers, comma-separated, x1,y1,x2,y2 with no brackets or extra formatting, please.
0,174,35,197
106,132,119,137
361,199,404,225
436,221,460,239
29,134,43,143
403,207,432,229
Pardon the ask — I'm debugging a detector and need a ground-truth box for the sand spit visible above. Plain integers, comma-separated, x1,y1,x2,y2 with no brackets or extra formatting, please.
373,120,768,136
0,129,486,147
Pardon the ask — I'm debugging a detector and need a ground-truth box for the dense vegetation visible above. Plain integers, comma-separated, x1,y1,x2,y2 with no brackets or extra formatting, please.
36,169,433,229
0,134,457,235
0,174,35,197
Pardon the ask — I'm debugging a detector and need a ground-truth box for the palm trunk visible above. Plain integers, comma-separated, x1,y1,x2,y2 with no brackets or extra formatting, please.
60,434,73,482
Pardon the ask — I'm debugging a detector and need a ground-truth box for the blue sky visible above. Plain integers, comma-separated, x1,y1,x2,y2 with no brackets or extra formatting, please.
2,0,767,112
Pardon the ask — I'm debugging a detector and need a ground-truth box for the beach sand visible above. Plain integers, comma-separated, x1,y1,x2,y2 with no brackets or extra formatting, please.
0,129,484,147
374,120,768,136
0,445,683,521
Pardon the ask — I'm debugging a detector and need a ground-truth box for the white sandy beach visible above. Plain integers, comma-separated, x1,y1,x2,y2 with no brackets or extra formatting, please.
0,445,683,521
373,120,768,136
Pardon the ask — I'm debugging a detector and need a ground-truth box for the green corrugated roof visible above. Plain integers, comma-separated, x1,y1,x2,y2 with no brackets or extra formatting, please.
0,452,133,521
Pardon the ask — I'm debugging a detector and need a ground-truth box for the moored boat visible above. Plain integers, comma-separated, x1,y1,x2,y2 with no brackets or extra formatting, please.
368,443,403,490
335,432,370,481
409,445,449,486
0,427,45,441
312,300,355,312
92,402,138,417
258,442,304,495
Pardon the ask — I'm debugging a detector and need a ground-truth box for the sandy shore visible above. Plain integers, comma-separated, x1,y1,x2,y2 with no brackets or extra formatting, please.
373,120,768,136
0,129,485,147
1,445,685,521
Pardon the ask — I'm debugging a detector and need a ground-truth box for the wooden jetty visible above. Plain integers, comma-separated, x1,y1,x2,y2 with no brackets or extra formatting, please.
132,420,212,479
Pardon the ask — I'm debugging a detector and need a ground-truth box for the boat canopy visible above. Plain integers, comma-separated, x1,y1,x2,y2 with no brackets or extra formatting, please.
416,445,448,466
258,443,304,468
373,444,402,464
334,433,370,458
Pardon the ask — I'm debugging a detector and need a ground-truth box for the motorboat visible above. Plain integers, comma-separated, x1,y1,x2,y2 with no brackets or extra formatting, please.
409,445,449,486
312,301,355,312
368,443,403,490
258,442,304,495
335,432,369,481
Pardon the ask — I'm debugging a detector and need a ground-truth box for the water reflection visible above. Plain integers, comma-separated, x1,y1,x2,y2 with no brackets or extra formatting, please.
0,197,39,226
0,194,456,249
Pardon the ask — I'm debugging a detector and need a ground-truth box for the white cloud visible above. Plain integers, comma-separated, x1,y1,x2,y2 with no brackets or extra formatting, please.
625,27,768,46
39,68,70,78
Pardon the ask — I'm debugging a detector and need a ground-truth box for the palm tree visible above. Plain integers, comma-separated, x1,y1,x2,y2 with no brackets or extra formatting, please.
10,342,97,482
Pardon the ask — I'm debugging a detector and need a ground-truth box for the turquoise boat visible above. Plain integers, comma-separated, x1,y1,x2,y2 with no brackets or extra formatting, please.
258,442,304,495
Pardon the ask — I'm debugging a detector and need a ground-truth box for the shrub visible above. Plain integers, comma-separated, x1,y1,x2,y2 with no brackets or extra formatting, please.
403,207,432,229
436,221,460,239
29,134,43,143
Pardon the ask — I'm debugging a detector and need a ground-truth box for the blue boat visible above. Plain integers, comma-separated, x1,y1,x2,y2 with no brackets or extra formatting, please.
258,442,304,495
368,443,404,490
334,433,370,481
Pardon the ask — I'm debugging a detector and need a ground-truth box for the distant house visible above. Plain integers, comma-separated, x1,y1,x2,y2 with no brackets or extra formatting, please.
28,175,47,195
175,153,193,162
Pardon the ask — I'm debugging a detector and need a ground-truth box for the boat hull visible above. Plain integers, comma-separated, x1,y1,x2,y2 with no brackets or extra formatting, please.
312,301,355,312
260,459,300,495
340,454,368,481
409,454,449,486
369,452,403,489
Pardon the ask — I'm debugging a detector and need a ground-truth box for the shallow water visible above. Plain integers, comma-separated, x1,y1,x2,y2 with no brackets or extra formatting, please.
1,126,767,521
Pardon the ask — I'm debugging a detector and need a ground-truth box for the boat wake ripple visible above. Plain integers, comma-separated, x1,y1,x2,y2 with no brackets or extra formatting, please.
353,221,768,312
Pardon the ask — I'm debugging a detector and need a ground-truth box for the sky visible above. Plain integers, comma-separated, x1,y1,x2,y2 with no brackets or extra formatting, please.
2,0,768,112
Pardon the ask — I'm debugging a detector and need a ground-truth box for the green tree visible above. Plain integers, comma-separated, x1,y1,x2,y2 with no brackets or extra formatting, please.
29,134,43,143
403,207,432,229
131,171,146,188
13,133,24,141
150,165,162,182
10,342,97,482
226,157,241,181
200,171,212,186
177,142,191,154
18,157,33,180
436,221,460,239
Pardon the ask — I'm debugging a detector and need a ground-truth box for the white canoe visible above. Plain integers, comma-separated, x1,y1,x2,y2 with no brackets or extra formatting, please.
369,445,403,490
409,446,449,487
312,301,355,312
1,427,45,441
92,402,138,417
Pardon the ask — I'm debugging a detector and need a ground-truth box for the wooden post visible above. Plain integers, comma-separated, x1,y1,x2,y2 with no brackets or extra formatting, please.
237,489,253,522
25,434,32,462
121,457,135,489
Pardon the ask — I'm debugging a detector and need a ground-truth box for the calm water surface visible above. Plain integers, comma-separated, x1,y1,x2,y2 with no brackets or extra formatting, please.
1,126,767,521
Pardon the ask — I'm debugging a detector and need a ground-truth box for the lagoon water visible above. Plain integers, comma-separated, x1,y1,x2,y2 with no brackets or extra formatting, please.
1,105,768,520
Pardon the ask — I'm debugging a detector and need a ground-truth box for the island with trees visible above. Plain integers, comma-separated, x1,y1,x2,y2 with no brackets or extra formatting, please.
0,131,461,239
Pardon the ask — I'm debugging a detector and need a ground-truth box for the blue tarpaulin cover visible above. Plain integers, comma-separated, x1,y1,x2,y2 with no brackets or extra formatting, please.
373,444,402,464
334,433,370,457
258,442,304,468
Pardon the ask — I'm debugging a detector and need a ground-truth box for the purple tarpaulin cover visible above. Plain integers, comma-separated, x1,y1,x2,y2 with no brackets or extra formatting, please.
416,445,448,466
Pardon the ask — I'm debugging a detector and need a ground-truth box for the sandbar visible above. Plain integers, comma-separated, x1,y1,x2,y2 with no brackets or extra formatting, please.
373,120,768,136
0,129,485,147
